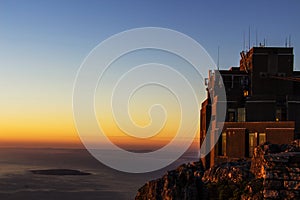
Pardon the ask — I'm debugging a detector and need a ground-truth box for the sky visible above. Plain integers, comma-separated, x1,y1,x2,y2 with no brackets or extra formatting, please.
1,0,300,148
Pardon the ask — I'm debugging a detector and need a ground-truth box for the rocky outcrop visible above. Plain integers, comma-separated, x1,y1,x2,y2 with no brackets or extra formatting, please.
136,140,300,200
202,159,252,184
135,161,207,200
250,140,300,199
202,160,259,200
135,160,255,200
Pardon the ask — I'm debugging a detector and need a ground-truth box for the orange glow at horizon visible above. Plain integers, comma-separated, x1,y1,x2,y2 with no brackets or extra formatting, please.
0,76,200,150
0,104,200,149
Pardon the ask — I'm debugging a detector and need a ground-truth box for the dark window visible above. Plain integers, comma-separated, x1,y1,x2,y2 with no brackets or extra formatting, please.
276,107,287,121
227,109,236,122
238,108,246,122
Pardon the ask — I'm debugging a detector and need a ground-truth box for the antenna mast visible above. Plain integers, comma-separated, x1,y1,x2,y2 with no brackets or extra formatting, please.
248,26,251,50
256,29,258,47
243,31,245,51
217,46,220,70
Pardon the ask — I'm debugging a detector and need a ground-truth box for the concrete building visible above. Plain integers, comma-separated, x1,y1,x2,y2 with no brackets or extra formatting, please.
200,46,300,168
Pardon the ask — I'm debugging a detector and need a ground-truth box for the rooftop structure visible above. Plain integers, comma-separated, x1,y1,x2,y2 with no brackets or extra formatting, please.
200,46,300,168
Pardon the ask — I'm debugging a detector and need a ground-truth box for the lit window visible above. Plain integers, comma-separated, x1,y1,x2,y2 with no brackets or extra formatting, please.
249,133,256,157
243,90,249,97
222,132,226,156
259,133,266,145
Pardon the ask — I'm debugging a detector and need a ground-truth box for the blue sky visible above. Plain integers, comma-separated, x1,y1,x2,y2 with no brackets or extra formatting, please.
1,0,300,144
1,0,300,70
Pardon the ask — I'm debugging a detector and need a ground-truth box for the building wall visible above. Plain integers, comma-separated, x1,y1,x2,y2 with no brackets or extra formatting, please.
246,101,276,121
203,121,296,168
226,128,246,158
288,101,300,138
201,47,300,169
246,47,294,96
200,99,209,147
223,121,295,129
266,128,294,144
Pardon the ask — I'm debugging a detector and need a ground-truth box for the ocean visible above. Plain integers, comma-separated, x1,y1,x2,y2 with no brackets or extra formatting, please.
0,148,198,200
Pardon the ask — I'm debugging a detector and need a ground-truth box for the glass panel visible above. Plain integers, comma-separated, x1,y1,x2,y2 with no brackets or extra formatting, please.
276,108,281,121
276,107,287,121
249,133,255,157
243,90,249,97
238,107,246,122
259,133,266,145
222,132,226,156
228,109,236,122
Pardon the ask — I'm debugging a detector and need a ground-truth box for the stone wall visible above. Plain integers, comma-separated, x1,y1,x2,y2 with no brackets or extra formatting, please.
250,141,300,199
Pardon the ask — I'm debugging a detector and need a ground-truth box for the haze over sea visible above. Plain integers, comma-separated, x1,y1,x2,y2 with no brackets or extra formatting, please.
0,147,198,200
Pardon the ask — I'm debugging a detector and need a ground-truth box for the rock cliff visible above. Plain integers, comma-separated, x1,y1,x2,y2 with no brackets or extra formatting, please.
135,160,256,200
135,161,207,200
250,141,300,199
136,140,300,200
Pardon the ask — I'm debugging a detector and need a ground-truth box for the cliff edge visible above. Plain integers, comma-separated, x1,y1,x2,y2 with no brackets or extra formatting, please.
136,140,300,200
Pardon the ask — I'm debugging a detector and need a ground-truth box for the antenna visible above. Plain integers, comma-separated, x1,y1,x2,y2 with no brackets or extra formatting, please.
285,37,288,47
289,35,291,47
248,26,251,50
243,31,245,51
217,46,220,70
256,29,258,47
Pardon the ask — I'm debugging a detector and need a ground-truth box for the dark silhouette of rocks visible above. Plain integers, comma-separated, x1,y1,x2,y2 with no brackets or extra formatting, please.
136,161,208,200
136,140,300,200
30,169,91,176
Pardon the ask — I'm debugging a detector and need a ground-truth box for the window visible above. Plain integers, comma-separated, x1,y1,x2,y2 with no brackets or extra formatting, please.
205,78,209,86
228,109,236,122
221,132,227,156
275,107,287,121
243,90,249,97
238,108,246,122
276,108,281,121
249,133,255,157
259,133,266,145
